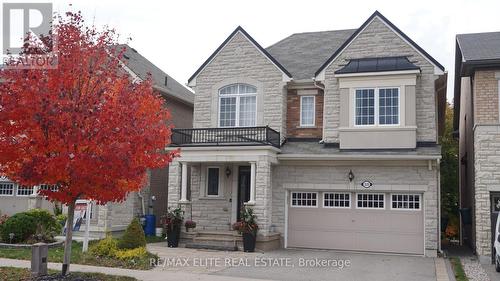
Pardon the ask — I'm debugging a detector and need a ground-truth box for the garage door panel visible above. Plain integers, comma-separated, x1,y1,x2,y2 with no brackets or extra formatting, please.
287,192,424,255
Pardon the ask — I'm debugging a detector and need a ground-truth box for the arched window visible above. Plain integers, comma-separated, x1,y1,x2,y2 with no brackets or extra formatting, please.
219,84,257,127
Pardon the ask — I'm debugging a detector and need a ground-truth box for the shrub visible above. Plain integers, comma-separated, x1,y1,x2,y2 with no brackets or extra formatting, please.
89,235,118,257
26,209,61,235
118,218,146,249
56,214,67,229
114,247,147,261
0,213,37,243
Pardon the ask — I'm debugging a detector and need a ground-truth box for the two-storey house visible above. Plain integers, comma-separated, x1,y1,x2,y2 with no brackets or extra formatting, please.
169,11,446,256
455,31,500,264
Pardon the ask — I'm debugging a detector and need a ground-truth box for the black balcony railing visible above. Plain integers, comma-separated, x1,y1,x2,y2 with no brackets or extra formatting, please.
171,126,281,148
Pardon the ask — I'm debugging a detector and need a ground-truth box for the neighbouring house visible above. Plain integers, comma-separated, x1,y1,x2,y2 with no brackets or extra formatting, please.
454,31,500,264
0,44,194,237
168,11,446,256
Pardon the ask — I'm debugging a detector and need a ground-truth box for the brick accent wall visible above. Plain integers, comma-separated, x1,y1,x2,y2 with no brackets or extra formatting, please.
286,89,324,138
322,17,438,143
474,70,499,124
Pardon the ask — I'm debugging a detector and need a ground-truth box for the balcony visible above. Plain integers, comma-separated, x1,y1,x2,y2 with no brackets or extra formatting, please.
171,126,281,148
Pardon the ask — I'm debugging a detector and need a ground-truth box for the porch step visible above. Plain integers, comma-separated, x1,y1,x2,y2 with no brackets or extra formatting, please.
184,243,238,251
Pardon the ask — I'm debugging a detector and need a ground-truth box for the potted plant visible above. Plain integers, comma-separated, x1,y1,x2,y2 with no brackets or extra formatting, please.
232,206,258,252
161,207,183,247
184,220,196,232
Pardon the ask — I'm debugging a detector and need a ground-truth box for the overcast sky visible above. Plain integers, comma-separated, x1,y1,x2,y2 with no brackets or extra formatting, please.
41,0,500,101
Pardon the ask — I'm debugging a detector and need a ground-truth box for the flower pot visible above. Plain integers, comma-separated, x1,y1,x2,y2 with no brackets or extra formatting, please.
242,232,256,252
166,225,181,247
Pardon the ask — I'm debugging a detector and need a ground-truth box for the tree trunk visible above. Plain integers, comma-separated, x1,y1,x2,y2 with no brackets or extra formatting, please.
62,200,76,276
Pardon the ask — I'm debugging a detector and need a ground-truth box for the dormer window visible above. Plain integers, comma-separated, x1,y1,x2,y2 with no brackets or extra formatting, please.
355,87,400,126
219,84,257,127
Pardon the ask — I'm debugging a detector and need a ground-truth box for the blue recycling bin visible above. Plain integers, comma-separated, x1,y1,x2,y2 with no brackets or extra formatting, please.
144,214,156,236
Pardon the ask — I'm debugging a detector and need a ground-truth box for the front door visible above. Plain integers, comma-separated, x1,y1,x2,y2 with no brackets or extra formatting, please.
237,166,251,221
491,193,500,262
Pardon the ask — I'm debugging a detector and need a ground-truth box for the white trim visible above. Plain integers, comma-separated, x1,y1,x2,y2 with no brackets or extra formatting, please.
315,15,444,80
218,84,258,128
322,192,351,209
355,193,385,209
278,154,441,161
300,95,316,127
284,189,289,248
290,191,319,208
205,166,222,197
0,181,15,196
353,87,401,127
335,69,420,78
390,193,422,211
188,30,291,87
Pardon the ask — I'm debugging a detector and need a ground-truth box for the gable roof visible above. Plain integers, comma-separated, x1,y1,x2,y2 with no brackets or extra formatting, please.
187,26,292,85
116,44,194,105
266,29,355,80
335,56,420,75
314,11,445,78
456,32,500,62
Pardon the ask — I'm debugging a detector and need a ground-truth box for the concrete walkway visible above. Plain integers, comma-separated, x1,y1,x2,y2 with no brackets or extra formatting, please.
0,258,270,281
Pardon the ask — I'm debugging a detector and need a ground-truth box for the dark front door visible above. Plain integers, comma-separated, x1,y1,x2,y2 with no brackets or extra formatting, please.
237,166,251,221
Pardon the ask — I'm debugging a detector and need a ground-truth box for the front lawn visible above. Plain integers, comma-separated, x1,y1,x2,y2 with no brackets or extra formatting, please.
0,267,137,281
0,241,156,270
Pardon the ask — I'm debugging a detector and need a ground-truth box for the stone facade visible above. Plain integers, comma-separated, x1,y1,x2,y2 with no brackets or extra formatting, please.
192,31,287,139
322,17,438,143
474,71,499,124
272,162,439,256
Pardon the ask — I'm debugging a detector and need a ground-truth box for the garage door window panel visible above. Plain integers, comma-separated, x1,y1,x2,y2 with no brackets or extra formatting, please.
323,192,350,208
391,194,421,210
291,192,318,207
356,193,385,209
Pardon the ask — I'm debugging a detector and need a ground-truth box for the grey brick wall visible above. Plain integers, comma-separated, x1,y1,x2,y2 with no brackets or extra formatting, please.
322,17,438,143
473,125,500,259
272,162,439,256
192,32,287,138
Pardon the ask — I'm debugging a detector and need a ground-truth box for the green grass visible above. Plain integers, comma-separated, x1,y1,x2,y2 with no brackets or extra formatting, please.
450,257,468,281
0,267,137,281
145,235,165,244
0,241,157,270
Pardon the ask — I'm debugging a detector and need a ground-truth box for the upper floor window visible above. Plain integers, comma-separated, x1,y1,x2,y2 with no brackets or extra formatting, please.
355,88,399,126
219,84,257,127
300,96,315,127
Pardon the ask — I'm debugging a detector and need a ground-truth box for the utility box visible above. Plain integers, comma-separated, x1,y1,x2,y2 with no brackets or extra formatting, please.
31,243,48,276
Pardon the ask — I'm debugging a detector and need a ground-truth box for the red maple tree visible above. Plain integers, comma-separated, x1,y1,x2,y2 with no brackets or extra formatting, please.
0,12,177,274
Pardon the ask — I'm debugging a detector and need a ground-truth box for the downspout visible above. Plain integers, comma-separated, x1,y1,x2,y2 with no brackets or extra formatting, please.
437,158,443,255
313,79,326,144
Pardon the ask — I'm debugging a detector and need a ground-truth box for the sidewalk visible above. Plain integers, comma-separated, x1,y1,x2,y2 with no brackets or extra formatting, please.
0,258,269,281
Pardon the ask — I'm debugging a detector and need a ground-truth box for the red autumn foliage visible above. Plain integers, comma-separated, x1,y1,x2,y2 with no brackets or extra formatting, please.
0,11,177,205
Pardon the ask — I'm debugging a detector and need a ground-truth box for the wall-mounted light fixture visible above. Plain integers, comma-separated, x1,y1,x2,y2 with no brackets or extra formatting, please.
225,167,232,178
348,170,355,182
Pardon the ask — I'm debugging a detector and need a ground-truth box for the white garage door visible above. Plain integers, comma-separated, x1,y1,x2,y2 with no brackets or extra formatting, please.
287,191,424,255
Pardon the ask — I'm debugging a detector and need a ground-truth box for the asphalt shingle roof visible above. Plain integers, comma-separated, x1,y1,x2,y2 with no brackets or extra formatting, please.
116,44,194,105
457,32,500,62
266,29,356,80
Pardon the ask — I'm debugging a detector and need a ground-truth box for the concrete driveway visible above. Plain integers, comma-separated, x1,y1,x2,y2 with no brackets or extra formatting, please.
148,244,437,281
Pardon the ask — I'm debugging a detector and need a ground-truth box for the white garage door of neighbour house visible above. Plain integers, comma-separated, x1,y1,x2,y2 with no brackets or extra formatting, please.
287,191,424,255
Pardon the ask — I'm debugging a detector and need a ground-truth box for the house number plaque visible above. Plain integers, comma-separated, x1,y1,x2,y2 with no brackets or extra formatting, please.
361,181,373,188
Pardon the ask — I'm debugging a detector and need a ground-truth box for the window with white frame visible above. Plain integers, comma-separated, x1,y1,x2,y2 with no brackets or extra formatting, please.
300,96,315,126
17,185,34,196
206,167,220,196
355,88,399,126
324,192,350,208
0,182,14,196
391,194,421,210
291,192,317,207
357,193,385,209
39,184,59,193
219,84,257,127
